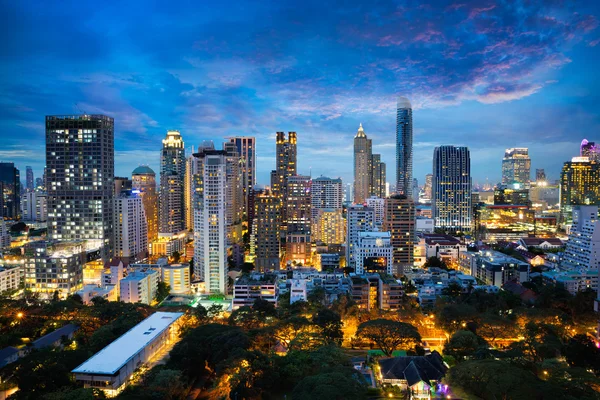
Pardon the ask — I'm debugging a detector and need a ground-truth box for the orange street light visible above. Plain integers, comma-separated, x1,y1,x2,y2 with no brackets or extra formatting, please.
16,312,23,319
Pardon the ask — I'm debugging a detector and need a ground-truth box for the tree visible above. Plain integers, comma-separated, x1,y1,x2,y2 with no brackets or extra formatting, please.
443,330,485,362
435,303,478,333
424,256,447,270
441,282,462,298
313,309,343,345
171,251,181,263
520,321,563,362
154,281,170,303
292,371,366,400
564,334,600,374
356,319,421,356
273,316,313,349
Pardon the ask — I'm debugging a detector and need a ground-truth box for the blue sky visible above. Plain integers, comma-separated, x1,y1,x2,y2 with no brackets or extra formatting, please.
1,0,599,187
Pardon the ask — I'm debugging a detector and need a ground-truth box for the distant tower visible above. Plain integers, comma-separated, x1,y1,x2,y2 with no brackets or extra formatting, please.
271,132,297,198
25,166,34,192
502,148,531,187
132,166,158,243
396,97,413,196
159,130,185,234
228,137,256,217
384,195,415,273
354,124,372,204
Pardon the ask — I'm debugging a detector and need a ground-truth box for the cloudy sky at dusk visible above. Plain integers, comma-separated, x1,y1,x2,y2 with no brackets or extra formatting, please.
1,0,600,187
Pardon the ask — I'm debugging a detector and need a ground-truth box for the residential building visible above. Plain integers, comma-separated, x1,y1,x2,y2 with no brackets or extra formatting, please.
232,273,278,309
366,196,385,228
271,132,297,198
119,268,159,304
561,206,600,271
432,146,472,232
314,209,345,245
21,191,47,222
223,141,244,251
502,148,531,186
371,153,386,198
472,250,529,287
114,177,132,196
354,123,372,204
72,312,183,397
311,176,343,227
132,166,158,243
416,233,466,267
383,195,415,272
354,232,394,275
416,217,434,233
289,279,308,304
0,162,20,220
77,284,118,304
346,204,375,269
517,237,563,250
285,175,311,265
228,137,256,217
424,174,433,200
25,166,34,192
253,188,281,271
0,266,22,293
161,263,190,295
113,190,148,263
149,231,186,258
396,97,413,196
46,115,114,259
159,130,185,234
350,274,404,310
581,139,600,162
560,156,600,222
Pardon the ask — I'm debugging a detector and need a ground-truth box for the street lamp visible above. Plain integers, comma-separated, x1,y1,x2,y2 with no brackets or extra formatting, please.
16,312,23,319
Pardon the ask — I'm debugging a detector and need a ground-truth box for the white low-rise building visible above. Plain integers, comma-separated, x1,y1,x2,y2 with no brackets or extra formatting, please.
161,263,190,294
77,284,117,304
289,279,307,304
119,269,159,304
0,266,22,293
232,273,278,309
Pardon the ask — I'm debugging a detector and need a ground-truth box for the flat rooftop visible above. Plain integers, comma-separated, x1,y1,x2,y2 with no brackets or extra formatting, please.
72,311,183,375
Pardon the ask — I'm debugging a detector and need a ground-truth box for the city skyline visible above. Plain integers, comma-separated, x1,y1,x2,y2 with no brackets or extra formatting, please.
2,1,600,186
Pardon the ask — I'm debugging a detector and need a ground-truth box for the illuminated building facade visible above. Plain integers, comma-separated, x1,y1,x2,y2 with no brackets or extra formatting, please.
581,139,600,162
354,124,372,204
354,231,394,275
113,190,148,263
254,188,281,271
159,130,185,234
346,204,375,269
310,176,343,227
271,132,297,198
502,148,531,186
396,97,413,196
560,157,600,222
0,162,20,220
228,137,256,217
383,195,415,272
314,209,345,245
46,115,114,259
285,175,311,265
371,153,386,198
132,166,158,243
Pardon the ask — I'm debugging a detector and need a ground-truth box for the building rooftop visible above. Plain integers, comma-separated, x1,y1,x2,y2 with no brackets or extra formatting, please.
72,312,183,375
132,165,156,175
33,324,78,349
378,351,447,387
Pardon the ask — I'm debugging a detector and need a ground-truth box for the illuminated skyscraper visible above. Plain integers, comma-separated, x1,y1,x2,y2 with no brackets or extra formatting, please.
371,153,386,198
46,115,114,259
346,204,375,268
0,162,20,220
314,209,345,245
396,97,413,196
502,148,531,186
254,188,281,271
432,146,472,232
560,156,600,222
159,130,185,234
285,175,311,265
132,166,158,243
113,190,148,263
228,137,256,217
354,123,372,204
310,176,343,227
424,174,433,199
383,194,415,272
25,166,34,192
581,139,600,162
271,132,297,198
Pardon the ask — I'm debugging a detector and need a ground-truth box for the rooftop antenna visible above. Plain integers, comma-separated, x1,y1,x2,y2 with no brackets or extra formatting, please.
74,103,86,114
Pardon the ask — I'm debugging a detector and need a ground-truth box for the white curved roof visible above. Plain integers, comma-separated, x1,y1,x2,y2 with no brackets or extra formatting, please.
397,96,412,109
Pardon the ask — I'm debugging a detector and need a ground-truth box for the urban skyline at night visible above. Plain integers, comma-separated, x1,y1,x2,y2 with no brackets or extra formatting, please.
2,0,600,185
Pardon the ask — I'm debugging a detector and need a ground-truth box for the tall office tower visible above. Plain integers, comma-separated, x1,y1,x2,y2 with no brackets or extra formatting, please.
114,177,132,196
383,195,415,272
536,169,547,184
192,150,227,294
346,204,375,269
46,115,114,258
284,175,311,265
432,146,472,232
314,209,345,245
366,196,385,228
581,139,600,162
396,97,413,196
132,166,158,243
254,188,281,271
228,137,256,217
0,163,20,220
24,241,85,300
159,130,185,234
502,148,531,186
354,123,373,204
223,141,244,248
371,153,386,198
560,156,600,222
311,176,343,227
412,178,419,203
25,166,34,192
21,191,47,222
35,177,43,190
272,132,297,197
113,190,148,263
184,155,193,231
561,206,600,271
344,183,353,204
424,174,433,199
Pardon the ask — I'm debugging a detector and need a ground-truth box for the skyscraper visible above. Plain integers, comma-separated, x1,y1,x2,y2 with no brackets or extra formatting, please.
383,195,415,273
353,124,372,204
114,177,132,196
396,97,413,196
314,209,345,245
271,132,297,198
113,190,148,263
46,115,114,258
424,173,433,199
560,156,600,221
285,175,311,265
536,169,547,183
223,141,244,249
371,153,386,198
432,146,472,232
192,150,227,294
581,139,600,162
159,130,185,234
0,162,20,220
254,188,281,271
502,148,531,186
25,166,34,192
228,137,256,217
346,204,375,269
132,166,158,243
310,176,343,227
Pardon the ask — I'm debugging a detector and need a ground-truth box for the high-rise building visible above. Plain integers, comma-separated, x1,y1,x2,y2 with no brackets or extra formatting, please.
561,206,600,271
581,139,600,162
494,186,531,207
412,178,419,203
371,153,386,198
223,141,244,249
383,195,415,272
271,132,297,198
344,183,353,204
354,123,372,204
424,174,433,199
396,97,413,196
502,148,531,187
184,154,195,231
346,204,375,268
228,137,256,217
285,175,311,265
25,166,34,192
314,209,345,245
253,188,281,271
311,176,343,227
114,177,132,196
113,190,148,263
159,130,185,234
365,196,385,228
432,146,472,232
536,169,547,184
0,162,20,220
21,191,47,222
132,166,158,243
354,232,394,275
35,177,44,190
191,149,228,294
46,115,114,258
560,156,600,222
